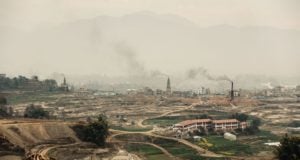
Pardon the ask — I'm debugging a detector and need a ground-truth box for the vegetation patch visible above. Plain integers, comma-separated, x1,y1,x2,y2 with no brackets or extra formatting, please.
201,136,255,156
72,115,109,146
7,92,58,104
24,104,49,119
124,143,171,160
287,121,300,127
143,110,233,127
111,126,152,132
195,130,279,157
115,134,224,160
143,116,183,127
274,134,300,160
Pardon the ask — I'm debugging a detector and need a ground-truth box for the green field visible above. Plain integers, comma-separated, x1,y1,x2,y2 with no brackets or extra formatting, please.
7,91,59,104
153,138,224,160
200,136,255,156
143,116,183,127
143,110,231,127
111,126,153,132
115,134,225,160
196,130,279,156
124,143,172,160
256,130,280,141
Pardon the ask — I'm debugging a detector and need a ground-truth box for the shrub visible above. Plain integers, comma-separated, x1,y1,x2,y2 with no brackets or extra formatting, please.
72,114,109,146
24,104,49,119
0,96,7,105
230,113,248,122
0,96,12,117
274,134,300,160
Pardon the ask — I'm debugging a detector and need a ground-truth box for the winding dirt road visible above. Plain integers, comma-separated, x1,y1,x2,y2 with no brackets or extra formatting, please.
108,103,222,158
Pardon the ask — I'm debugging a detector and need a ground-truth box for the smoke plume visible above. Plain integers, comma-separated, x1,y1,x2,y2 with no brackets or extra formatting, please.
113,41,170,79
114,42,146,76
186,67,232,82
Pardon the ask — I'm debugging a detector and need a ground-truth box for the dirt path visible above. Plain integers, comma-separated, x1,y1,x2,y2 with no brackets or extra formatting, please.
137,104,195,128
108,130,222,158
113,140,178,160
109,103,222,158
27,143,81,160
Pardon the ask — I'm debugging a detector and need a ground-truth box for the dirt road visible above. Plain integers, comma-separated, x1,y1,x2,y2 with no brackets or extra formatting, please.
108,129,222,158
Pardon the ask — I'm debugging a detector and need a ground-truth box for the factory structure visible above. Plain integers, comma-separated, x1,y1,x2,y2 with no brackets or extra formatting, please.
173,118,249,133
123,76,300,101
127,77,240,100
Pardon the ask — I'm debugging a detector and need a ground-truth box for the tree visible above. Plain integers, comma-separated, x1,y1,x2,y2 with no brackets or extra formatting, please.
197,126,208,135
230,113,248,122
0,75,59,91
0,96,9,117
72,114,109,146
43,79,57,91
242,118,261,135
251,118,261,129
275,134,300,160
0,96,7,105
24,104,49,119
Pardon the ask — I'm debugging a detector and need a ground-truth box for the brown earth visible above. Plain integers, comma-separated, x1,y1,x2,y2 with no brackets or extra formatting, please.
0,119,79,150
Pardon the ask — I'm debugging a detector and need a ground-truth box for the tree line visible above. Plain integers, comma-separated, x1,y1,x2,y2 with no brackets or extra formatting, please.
0,75,58,91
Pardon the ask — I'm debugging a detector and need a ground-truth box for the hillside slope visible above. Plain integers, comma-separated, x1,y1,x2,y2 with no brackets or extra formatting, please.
0,120,79,149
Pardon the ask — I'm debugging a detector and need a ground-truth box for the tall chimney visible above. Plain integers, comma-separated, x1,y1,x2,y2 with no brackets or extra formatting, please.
230,81,234,101
166,77,171,96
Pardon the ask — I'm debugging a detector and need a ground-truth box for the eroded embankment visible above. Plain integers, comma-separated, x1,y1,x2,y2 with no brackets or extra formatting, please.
0,120,79,149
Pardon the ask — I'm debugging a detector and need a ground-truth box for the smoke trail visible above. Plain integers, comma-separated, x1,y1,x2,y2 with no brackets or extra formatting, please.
186,67,232,82
113,42,170,79
114,42,146,76
150,70,168,78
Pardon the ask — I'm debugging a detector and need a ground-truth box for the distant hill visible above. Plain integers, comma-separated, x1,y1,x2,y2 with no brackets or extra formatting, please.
0,11,299,89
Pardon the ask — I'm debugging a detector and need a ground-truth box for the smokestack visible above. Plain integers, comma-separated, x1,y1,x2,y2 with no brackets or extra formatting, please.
166,77,171,95
230,81,234,101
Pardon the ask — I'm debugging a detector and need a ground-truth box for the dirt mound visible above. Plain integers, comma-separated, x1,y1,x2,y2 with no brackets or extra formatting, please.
0,121,79,149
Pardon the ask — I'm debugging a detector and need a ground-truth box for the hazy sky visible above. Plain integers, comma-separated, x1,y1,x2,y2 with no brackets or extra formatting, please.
1,0,300,30
0,0,299,83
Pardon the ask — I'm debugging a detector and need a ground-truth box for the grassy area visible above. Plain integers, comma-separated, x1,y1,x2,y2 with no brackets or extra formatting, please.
153,138,225,160
143,116,182,127
143,110,231,127
256,130,280,141
154,138,202,159
110,126,153,132
196,130,279,156
200,136,255,156
124,143,172,160
143,115,211,127
7,91,59,104
204,110,231,119
115,134,225,160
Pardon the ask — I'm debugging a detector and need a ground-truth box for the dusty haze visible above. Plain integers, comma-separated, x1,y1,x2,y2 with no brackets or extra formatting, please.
0,0,299,90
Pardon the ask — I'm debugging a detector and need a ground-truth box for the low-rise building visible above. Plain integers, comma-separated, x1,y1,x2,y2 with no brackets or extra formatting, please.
212,119,240,131
173,119,211,131
173,118,248,132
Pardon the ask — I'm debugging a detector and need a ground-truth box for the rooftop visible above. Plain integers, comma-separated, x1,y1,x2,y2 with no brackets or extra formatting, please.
212,119,239,124
176,118,240,126
176,119,211,126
